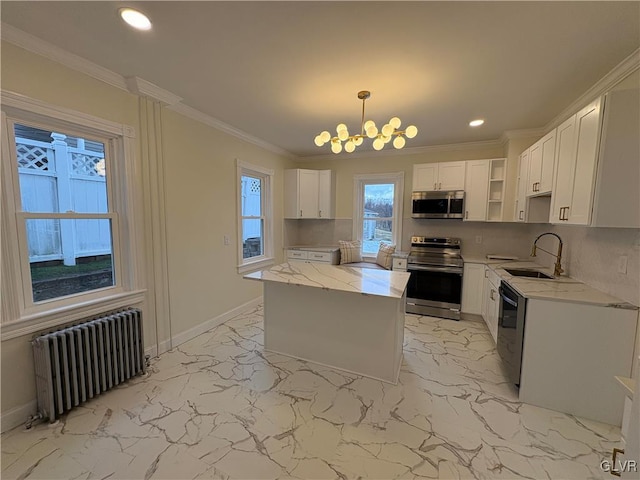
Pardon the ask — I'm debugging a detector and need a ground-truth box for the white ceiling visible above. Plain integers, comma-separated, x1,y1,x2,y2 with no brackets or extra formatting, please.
2,2,639,158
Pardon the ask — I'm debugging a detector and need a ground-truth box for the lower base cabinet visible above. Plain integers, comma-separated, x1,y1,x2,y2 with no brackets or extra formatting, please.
461,262,484,314
481,266,499,344
519,299,637,426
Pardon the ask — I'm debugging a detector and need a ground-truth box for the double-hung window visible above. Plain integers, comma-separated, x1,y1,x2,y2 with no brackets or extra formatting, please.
1,92,139,333
236,160,274,273
353,172,404,256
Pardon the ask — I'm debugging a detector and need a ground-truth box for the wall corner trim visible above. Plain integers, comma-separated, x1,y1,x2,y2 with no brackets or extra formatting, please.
125,77,182,106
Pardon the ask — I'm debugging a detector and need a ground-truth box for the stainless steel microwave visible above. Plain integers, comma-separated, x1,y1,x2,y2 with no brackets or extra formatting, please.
411,191,465,219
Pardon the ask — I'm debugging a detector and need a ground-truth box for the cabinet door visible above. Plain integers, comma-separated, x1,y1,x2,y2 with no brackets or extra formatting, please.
464,160,490,221
461,263,485,314
527,141,542,196
298,169,319,218
538,129,557,193
438,161,466,190
550,115,577,223
481,267,490,327
318,170,334,219
413,164,438,191
488,283,499,343
515,150,529,222
569,99,602,225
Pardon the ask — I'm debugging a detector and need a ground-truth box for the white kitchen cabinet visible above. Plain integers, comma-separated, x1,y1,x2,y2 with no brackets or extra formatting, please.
549,115,577,223
481,266,499,344
618,356,639,479
461,262,484,315
284,169,334,219
463,160,489,221
487,158,506,221
286,248,339,264
550,81,639,227
526,129,556,196
514,150,529,222
519,299,637,426
392,257,407,272
413,161,466,191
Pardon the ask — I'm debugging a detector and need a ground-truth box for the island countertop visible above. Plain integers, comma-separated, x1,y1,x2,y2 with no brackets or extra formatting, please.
244,262,411,299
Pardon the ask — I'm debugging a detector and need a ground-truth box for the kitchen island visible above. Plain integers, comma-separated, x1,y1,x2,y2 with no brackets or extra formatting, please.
244,262,411,384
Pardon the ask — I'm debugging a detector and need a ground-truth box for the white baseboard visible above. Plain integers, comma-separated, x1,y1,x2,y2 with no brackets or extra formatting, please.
1,296,262,434
1,400,37,434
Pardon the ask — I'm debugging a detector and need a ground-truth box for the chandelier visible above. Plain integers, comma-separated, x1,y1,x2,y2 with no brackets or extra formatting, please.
314,90,418,154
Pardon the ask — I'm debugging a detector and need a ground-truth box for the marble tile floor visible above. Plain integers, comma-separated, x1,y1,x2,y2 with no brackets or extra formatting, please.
1,306,622,479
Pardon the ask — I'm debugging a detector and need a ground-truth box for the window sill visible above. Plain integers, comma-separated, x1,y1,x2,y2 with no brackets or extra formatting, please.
237,257,275,274
1,289,147,341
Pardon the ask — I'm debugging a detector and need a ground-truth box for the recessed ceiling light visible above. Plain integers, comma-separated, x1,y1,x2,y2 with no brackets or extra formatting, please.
119,8,152,31
469,119,485,127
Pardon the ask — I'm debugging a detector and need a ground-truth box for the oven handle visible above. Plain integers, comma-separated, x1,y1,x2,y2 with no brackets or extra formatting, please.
408,265,463,275
498,287,518,308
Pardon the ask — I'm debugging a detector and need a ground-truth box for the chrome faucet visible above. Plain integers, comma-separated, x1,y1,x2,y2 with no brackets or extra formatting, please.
531,232,564,277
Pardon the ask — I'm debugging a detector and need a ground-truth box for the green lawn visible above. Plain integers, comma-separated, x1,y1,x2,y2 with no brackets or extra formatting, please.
30,258,113,281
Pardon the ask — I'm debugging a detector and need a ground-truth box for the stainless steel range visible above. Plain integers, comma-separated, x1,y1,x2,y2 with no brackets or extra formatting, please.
406,236,463,320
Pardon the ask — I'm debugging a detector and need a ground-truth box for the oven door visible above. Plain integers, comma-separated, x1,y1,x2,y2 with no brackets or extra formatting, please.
406,264,462,319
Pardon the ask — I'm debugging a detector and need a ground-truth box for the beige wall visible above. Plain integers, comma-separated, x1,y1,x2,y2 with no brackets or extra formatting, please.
162,110,294,337
0,42,292,421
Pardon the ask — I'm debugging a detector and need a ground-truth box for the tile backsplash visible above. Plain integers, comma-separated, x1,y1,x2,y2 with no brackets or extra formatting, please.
285,218,640,306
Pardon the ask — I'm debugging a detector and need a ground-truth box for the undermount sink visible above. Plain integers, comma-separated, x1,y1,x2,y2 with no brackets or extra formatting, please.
504,268,554,279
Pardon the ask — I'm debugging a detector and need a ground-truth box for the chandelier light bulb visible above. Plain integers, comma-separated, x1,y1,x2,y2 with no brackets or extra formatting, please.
393,136,406,149
405,125,418,139
372,138,384,151
320,131,331,143
354,136,364,146
382,123,394,137
331,141,342,154
314,135,323,147
389,117,401,129
338,129,349,141
383,135,392,144
364,120,375,131
366,125,378,138
345,140,356,153
336,123,347,134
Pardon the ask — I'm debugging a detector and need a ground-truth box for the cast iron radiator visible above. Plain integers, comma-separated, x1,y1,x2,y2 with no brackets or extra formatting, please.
31,307,145,422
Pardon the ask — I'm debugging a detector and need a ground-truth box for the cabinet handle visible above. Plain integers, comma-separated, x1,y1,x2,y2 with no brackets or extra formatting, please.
465,211,468,219
611,448,624,477
490,289,496,301
439,182,442,190
485,270,489,278
564,206,570,221
319,210,322,217
559,207,565,221
434,182,437,190
519,210,524,220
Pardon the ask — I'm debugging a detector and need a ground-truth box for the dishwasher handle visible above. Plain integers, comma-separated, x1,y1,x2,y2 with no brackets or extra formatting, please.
499,287,518,308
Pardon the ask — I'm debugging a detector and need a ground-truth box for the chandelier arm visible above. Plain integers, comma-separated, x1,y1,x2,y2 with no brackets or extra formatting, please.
361,96,366,136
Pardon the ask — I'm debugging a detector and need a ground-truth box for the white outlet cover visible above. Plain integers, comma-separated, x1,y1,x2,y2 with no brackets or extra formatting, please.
618,255,628,274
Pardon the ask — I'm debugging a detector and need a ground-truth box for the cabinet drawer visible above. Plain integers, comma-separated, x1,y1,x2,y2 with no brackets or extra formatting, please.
392,258,407,271
307,251,333,262
286,250,308,260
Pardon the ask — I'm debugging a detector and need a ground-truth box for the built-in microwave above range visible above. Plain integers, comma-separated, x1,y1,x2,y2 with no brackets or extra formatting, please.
411,191,464,219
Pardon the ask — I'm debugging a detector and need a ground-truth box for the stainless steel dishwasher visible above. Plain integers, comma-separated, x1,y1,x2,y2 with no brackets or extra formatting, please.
497,281,527,387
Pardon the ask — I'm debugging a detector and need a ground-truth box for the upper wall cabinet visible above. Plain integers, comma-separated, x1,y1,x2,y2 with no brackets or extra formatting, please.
413,161,466,191
526,129,556,196
514,150,530,222
550,83,640,227
284,169,335,219
464,158,506,222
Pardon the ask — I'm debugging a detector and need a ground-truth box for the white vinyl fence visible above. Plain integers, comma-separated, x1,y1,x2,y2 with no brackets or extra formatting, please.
17,133,111,265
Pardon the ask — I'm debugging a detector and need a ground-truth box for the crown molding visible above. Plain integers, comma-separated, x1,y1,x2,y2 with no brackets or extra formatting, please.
296,138,505,162
544,47,640,131
125,77,182,106
500,128,546,144
2,23,293,158
167,102,294,158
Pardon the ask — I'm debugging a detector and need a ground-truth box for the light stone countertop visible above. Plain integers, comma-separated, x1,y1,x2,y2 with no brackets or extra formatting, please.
469,258,638,309
244,262,411,299
392,251,409,259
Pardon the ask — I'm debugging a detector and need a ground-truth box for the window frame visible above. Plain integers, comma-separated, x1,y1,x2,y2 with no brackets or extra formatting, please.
236,160,274,273
1,91,144,339
353,172,405,258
